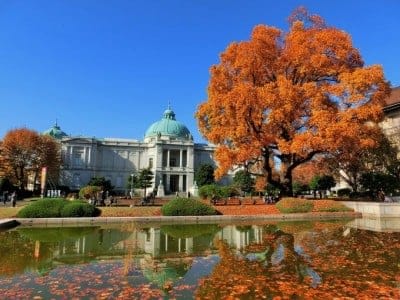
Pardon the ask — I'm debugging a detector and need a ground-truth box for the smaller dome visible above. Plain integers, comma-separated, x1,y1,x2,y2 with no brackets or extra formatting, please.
43,122,68,139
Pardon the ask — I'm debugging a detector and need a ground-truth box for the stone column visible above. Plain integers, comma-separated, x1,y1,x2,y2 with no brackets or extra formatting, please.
151,228,161,257
83,147,87,167
69,146,74,166
87,147,91,167
185,238,193,254
178,175,183,192
179,150,183,167
167,150,170,167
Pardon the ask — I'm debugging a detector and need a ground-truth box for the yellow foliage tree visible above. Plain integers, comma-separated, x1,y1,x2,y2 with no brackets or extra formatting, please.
196,7,389,195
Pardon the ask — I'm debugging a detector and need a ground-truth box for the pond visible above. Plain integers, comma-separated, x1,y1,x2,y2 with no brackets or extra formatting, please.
0,219,399,299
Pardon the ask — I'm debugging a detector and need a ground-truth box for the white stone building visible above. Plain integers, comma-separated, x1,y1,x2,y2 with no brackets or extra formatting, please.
44,107,215,195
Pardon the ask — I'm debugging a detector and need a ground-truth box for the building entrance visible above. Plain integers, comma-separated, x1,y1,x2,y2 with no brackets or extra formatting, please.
169,175,179,193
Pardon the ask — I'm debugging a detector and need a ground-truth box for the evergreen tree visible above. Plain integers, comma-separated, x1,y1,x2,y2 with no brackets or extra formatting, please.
233,170,255,194
195,164,215,187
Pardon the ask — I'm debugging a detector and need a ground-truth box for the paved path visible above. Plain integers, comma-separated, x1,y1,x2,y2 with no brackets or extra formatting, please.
5,211,361,228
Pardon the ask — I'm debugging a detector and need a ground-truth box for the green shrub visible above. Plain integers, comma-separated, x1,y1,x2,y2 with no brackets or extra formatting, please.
198,184,220,199
275,197,314,213
17,198,67,218
220,185,239,198
79,185,102,199
61,201,100,217
198,184,238,199
16,198,100,218
161,197,219,216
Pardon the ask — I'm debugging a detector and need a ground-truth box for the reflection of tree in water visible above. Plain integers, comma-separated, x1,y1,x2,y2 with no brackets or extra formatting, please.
141,257,193,291
197,225,320,299
0,231,38,276
0,226,132,277
300,226,400,298
197,223,400,299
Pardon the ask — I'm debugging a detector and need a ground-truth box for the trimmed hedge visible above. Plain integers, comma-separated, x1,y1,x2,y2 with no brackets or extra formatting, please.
275,197,314,213
17,198,100,218
60,201,99,217
161,197,219,216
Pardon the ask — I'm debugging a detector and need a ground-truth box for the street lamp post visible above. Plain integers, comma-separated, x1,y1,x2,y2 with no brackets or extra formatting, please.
130,174,134,199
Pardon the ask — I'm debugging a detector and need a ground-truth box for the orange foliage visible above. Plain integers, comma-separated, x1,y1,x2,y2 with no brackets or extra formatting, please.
196,223,400,299
1,128,61,190
292,156,330,185
196,7,389,195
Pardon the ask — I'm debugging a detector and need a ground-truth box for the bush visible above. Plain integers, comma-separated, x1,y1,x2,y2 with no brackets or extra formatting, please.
66,192,79,200
198,184,220,199
17,198,67,218
79,186,102,199
220,185,239,198
16,198,100,218
61,201,100,217
161,197,219,216
275,197,314,213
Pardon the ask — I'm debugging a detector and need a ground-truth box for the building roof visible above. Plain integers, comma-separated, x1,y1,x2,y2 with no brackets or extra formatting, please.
43,122,68,139
144,107,192,140
385,87,400,106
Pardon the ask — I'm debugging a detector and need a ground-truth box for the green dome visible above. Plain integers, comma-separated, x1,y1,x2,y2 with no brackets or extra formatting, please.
145,107,192,140
43,123,68,139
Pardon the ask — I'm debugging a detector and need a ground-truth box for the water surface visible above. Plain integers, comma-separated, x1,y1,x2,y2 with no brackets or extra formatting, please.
0,220,399,299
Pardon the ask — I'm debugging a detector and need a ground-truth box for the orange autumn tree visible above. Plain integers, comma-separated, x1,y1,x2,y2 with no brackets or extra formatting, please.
1,128,61,191
196,7,389,196
292,156,330,186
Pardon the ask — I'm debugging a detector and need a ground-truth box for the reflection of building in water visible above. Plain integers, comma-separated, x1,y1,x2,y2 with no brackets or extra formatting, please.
216,225,264,250
30,225,265,288
31,224,264,264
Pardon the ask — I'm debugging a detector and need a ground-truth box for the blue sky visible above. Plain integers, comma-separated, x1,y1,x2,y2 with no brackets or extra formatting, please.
0,0,399,143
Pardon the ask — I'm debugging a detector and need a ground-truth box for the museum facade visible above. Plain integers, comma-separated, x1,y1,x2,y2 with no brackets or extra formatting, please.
44,107,215,196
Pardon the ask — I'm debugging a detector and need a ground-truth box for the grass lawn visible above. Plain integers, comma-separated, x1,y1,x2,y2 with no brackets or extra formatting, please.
0,207,21,218
99,206,161,217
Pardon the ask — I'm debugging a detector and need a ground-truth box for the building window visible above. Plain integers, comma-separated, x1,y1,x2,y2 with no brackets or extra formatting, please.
149,158,153,168
116,176,122,188
170,158,177,167
72,147,85,166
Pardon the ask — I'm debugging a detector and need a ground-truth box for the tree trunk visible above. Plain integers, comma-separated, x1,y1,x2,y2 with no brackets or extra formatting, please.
280,159,294,197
